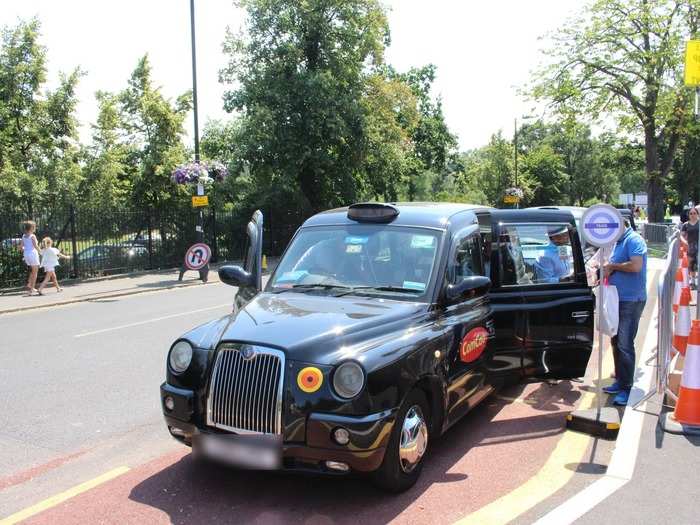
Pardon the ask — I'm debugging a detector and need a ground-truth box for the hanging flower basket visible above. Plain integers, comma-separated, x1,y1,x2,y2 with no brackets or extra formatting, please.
503,187,523,204
171,161,229,185
504,187,524,199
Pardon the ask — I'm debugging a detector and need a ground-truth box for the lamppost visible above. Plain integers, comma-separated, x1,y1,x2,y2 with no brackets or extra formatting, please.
513,118,519,192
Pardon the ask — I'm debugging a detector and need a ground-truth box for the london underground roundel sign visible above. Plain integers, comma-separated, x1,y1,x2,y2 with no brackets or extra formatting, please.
581,204,625,248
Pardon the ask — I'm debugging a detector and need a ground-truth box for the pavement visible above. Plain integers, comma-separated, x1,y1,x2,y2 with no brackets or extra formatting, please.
0,269,218,314
0,260,697,524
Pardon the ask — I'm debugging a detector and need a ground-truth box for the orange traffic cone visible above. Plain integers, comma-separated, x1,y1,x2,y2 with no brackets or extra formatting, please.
681,253,690,285
674,320,700,426
673,268,684,314
673,287,692,356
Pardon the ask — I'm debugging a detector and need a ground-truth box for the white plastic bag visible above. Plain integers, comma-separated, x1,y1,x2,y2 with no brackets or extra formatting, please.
599,279,619,337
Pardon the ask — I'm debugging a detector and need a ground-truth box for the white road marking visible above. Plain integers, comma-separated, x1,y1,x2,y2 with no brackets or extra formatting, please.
534,280,660,525
74,303,231,338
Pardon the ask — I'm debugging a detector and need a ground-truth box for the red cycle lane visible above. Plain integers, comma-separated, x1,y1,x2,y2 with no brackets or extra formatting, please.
18,379,588,525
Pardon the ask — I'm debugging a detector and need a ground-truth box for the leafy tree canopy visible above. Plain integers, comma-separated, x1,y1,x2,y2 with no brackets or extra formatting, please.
529,0,700,220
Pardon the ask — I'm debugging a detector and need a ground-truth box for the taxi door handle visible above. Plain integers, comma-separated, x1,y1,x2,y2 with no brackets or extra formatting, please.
572,311,590,319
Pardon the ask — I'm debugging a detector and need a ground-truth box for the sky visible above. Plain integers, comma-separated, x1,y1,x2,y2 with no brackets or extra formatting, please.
0,0,582,151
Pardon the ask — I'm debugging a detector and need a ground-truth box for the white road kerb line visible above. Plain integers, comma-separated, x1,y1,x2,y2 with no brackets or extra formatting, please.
74,303,231,338
534,291,660,525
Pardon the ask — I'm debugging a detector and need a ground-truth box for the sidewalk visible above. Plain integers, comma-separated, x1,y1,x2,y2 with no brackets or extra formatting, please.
0,268,218,315
576,404,699,525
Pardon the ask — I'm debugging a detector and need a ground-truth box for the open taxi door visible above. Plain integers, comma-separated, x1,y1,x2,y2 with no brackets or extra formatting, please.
219,210,264,311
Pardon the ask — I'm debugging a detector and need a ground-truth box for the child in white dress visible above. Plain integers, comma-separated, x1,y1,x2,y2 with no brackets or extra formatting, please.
37,237,70,295
20,221,40,295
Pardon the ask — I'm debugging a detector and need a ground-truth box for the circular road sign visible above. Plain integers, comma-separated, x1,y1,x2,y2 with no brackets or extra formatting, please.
184,243,211,270
581,204,625,248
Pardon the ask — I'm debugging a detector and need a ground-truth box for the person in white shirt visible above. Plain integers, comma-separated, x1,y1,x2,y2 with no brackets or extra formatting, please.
37,237,70,295
19,220,40,295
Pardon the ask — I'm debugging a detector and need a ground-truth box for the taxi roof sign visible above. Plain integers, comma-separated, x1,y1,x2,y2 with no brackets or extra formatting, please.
347,203,399,223
685,40,700,86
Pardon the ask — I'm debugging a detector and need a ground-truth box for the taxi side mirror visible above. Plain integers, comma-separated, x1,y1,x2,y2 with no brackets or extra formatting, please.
445,275,491,305
219,265,255,289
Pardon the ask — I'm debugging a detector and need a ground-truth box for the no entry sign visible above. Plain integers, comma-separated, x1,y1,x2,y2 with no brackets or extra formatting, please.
184,243,211,270
581,204,625,248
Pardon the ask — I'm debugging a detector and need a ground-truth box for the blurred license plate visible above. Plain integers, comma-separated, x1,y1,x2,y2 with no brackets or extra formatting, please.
195,434,281,470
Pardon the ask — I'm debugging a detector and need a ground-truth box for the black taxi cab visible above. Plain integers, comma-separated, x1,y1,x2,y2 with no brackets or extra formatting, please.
160,203,593,492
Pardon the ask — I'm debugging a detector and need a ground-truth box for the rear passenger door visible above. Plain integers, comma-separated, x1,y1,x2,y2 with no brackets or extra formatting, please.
477,213,524,388
495,220,593,379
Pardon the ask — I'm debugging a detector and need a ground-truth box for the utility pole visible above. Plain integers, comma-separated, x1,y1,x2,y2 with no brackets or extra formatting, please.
513,118,518,189
178,0,209,282
190,0,200,164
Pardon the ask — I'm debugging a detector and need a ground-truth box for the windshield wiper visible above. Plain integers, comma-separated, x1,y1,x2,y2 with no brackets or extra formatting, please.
334,285,423,297
272,283,352,294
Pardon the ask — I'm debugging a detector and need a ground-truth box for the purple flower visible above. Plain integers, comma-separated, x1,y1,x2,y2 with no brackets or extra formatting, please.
171,161,228,185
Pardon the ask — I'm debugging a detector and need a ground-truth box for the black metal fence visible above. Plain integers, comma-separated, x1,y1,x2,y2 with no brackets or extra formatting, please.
0,206,301,290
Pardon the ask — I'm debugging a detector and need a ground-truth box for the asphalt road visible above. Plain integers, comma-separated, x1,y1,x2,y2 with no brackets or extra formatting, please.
0,283,234,503
0,275,648,524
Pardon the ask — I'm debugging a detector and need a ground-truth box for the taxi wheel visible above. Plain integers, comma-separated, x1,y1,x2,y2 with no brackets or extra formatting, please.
372,388,430,493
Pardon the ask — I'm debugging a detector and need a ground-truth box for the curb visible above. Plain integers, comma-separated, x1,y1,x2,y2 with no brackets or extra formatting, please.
0,262,238,297
0,262,277,315
0,279,210,315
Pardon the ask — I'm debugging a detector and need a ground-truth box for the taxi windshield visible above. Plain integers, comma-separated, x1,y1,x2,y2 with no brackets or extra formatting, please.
268,225,441,300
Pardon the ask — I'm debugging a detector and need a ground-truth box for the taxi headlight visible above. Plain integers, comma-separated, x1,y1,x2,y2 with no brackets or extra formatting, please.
332,361,365,399
169,341,193,374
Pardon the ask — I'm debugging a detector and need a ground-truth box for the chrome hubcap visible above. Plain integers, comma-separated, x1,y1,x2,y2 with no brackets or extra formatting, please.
399,405,428,473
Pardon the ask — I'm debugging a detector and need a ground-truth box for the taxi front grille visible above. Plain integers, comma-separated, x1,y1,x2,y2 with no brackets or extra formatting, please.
206,345,284,435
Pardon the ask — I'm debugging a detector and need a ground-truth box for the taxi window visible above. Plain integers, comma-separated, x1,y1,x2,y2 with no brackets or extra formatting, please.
450,233,482,283
499,223,575,286
269,225,441,300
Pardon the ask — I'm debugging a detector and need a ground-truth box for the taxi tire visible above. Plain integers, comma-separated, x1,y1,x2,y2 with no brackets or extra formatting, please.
372,388,430,493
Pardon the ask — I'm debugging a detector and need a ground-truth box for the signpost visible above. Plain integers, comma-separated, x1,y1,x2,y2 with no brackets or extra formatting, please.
192,195,209,207
567,204,625,439
685,40,700,119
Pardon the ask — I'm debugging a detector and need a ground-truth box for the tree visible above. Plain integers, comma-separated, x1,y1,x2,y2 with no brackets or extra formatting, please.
530,0,699,221
392,65,459,201
461,132,525,206
670,118,700,205
221,0,390,212
0,18,82,216
518,120,621,205
520,143,567,206
360,73,418,201
80,92,132,209
117,55,191,212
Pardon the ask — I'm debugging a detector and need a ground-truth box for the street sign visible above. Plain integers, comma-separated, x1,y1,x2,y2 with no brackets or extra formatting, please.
503,195,519,204
184,243,211,270
581,204,625,248
568,203,626,438
685,40,700,86
192,195,209,207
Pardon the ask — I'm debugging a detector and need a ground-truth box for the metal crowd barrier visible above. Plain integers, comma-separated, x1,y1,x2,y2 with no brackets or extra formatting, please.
632,231,679,409
642,222,674,244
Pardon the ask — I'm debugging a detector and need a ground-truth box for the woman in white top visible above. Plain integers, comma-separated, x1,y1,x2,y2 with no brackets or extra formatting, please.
37,237,70,294
19,220,40,295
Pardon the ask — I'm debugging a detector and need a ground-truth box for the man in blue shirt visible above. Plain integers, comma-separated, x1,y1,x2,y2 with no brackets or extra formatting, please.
534,226,573,283
603,218,647,406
